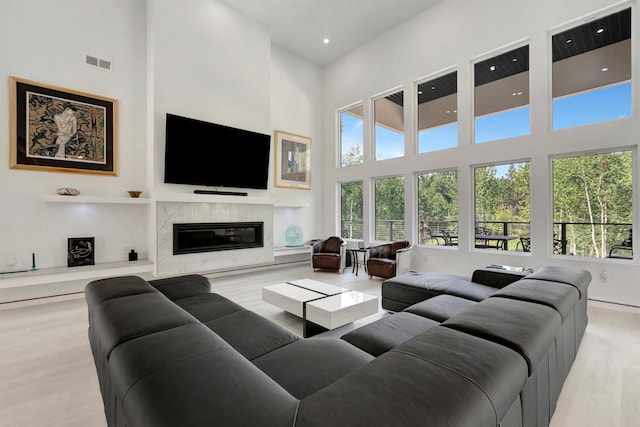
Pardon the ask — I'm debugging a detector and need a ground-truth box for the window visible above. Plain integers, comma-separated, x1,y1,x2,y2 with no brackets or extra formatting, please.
340,181,364,239
339,104,364,166
374,176,405,241
552,8,631,130
552,150,633,258
417,72,457,153
417,170,458,245
474,162,530,250
474,45,530,143
374,90,404,160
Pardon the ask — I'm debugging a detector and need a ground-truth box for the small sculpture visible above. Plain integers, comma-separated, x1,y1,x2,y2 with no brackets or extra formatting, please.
57,187,80,196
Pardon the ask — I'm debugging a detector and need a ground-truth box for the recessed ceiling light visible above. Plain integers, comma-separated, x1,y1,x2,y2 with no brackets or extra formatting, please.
517,92,522,95
489,65,496,71
323,38,330,44
431,86,436,90
446,110,450,114
512,58,517,62
596,28,604,34
512,92,517,96
601,67,609,71
417,90,423,95
566,39,572,43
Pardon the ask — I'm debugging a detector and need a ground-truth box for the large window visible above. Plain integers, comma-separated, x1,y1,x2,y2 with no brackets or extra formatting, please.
340,104,364,166
474,162,530,251
374,176,405,241
552,150,633,258
474,45,530,143
417,170,458,245
417,72,457,153
340,181,364,239
374,90,404,160
552,8,631,130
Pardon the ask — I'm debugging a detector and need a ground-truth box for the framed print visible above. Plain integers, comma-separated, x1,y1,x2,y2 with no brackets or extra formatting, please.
274,130,311,190
67,237,95,267
9,76,118,175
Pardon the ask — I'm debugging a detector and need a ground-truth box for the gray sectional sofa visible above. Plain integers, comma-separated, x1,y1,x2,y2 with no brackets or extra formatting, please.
85,265,591,427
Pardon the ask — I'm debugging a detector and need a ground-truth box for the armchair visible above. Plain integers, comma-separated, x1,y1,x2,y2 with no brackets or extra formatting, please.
312,236,347,273
366,240,411,279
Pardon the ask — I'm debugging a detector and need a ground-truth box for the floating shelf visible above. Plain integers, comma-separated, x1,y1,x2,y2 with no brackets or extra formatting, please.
44,195,151,204
0,259,154,289
274,202,310,208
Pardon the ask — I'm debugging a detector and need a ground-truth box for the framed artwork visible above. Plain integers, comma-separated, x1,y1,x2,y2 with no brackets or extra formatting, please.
274,130,311,190
68,237,95,267
9,76,118,175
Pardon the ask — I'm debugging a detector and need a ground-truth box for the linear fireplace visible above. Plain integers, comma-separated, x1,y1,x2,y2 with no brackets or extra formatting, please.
173,222,264,255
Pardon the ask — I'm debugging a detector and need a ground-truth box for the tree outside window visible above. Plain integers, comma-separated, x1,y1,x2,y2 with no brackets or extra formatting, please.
417,170,458,244
340,105,364,167
553,151,632,258
374,176,405,241
474,162,530,250
340,181,364,239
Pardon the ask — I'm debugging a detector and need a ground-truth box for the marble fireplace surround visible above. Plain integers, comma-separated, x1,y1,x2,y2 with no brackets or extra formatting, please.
157,201,274,276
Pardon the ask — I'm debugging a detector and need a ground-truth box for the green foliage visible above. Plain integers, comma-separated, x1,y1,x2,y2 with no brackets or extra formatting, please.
417,170,458,233
340,181,364,239
553,151,632,257
375,176,405,240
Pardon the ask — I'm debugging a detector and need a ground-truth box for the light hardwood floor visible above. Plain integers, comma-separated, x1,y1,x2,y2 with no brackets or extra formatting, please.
0,264,638,427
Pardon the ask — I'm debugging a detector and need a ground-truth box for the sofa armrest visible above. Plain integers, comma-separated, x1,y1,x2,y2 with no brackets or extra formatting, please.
471,268,528,289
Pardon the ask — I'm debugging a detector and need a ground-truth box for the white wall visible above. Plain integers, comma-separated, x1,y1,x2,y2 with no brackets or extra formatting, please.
322,0,640,306
0,0,323,300
270,46,322,246
0,0,148,272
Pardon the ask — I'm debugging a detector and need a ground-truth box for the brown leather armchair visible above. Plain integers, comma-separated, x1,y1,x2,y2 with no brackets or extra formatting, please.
312,236,347,273
366,240,411,279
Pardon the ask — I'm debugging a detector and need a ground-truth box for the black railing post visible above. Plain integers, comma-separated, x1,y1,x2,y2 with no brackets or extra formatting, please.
560,223,568,254
502,221,508,236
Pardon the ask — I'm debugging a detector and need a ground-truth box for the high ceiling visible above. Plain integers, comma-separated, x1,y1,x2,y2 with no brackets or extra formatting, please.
217,0,442,66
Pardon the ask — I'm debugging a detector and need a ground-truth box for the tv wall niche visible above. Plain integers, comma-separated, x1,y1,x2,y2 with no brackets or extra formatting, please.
164,113,271,190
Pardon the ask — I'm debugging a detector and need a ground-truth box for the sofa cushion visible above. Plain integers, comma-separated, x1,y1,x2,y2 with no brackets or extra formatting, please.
149,274,211,300
471,268,528,288
525,266,591,298
340,312,439,356
121,345,298,427
252,338,373,399
443,297,562,375
382,271,498,309
86,275,158,320
491,279,579,321
109,323,227,400
174,292,245,322
93,293,198,361
405,294,476,322
395,326,528,423
297,330,520,426
204,310,300,360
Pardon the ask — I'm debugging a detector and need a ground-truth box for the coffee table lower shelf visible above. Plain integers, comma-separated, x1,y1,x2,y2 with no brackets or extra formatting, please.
262,279,379,337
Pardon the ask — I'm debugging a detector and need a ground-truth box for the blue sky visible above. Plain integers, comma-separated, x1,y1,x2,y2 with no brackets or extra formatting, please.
341,82,631,161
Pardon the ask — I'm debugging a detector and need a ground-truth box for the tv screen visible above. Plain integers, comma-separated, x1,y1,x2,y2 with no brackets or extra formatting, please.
164,113,271,190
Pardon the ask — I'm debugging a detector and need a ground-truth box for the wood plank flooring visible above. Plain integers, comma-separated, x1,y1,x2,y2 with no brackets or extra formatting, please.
0,264,638,426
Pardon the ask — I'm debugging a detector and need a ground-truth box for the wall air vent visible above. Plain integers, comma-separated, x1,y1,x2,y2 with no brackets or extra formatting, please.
85,54,112,71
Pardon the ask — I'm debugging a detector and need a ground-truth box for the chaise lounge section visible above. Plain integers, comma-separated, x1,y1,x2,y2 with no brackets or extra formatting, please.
85,265,591,427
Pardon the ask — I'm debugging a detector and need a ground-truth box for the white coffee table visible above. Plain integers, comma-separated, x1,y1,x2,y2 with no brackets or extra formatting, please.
262,279,378,337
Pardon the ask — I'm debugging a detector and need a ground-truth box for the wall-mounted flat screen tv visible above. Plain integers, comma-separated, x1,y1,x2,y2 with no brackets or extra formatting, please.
164,113,271,190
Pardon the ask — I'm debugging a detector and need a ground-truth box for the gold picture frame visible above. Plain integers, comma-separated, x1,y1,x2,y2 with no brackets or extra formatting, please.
9,76,118,175
274,130,311,190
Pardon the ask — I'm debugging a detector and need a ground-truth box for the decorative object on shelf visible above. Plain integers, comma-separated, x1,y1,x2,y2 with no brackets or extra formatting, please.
56,187,80,196
127,190,142,198
32,252,37,271
128,249,138,261
68,237,95,267
285,225,304,247
274,130,311,190
9,76,118,175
